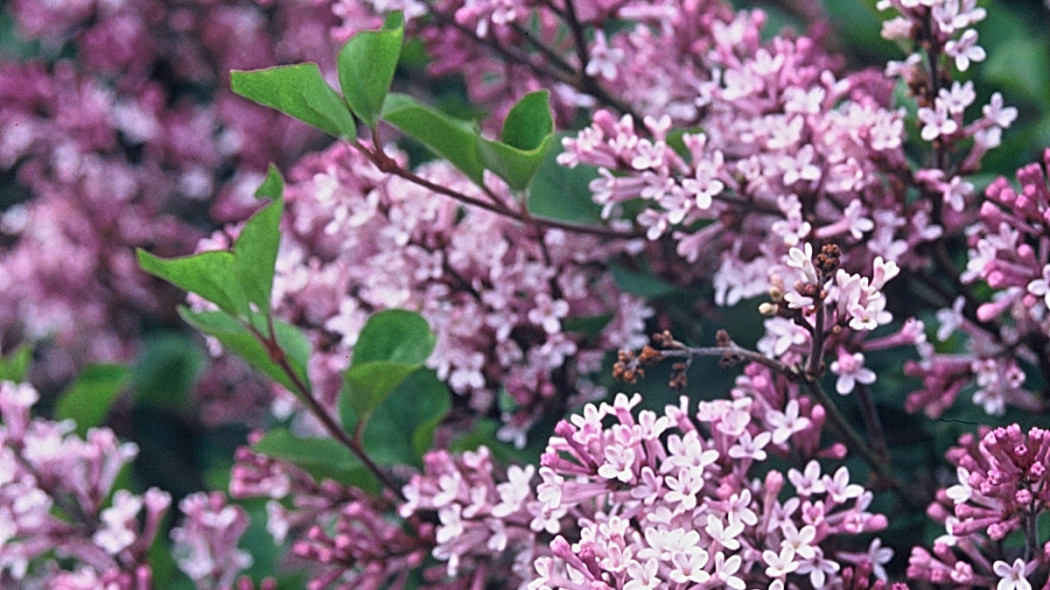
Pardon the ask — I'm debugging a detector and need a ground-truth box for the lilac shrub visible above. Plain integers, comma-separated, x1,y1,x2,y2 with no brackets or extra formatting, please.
4,0,1050,588
910,425,1050,587
212,0,1050,586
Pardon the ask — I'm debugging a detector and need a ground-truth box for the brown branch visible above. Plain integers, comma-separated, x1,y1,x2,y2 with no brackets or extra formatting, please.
646,340,923,509
355,141,645,239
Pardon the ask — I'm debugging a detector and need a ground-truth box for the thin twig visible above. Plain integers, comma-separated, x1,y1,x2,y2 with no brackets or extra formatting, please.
657,343,923,509
356,141,646,239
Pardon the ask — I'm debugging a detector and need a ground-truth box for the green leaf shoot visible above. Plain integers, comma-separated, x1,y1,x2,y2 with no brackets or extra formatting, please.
477,90,555,190
382,92,485,184
231,63,357,139
337,12,404,128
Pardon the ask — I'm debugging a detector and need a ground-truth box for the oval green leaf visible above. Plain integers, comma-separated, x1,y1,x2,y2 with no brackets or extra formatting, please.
231,64,356,139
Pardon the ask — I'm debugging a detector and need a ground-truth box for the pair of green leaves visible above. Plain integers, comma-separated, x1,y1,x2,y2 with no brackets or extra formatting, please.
382,90,554,190
249,309,447,488
230,11,554,191
137,166,449,484
137,167,312,396
229,12,403,137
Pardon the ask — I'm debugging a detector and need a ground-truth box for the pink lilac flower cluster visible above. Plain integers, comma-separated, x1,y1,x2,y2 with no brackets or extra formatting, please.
529,384,892,589
330,0,739,129
878,0,1015,223
399,446,545,588
229,363,914,589
0,0,337,389
909,424,1050,589
335,0,924,291
170,491,255,590
557,14,918,284
548,4,960,402
202,141,652,442
0,380,170,587
905,150,1050,418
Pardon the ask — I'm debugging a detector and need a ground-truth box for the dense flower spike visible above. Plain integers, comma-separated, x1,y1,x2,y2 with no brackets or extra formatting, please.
909,425,1050,588
558,24,915,289
0,380,169,586
530,389,889,589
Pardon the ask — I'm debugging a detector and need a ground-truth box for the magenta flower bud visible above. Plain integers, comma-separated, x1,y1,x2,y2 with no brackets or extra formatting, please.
764,470,785,498
554,419,577,438
866,514,888,530
1015,489,1033,504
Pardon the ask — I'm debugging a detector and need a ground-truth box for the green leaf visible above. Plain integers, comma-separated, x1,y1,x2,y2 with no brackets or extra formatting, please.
138,249,247,316
500,90,554,150
139,171,284,316
338,12,404,128
352,309,435,365
252,428,378,490
54,364,132,435
527,137,605,225
382,92,485,184
0,345,32,382
350,369,450,467
254,164,284,200
478,91,555,190
342,361,422,419
232,197,283,313
340,310,436,431
231,64,356,139
179,309,312,397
